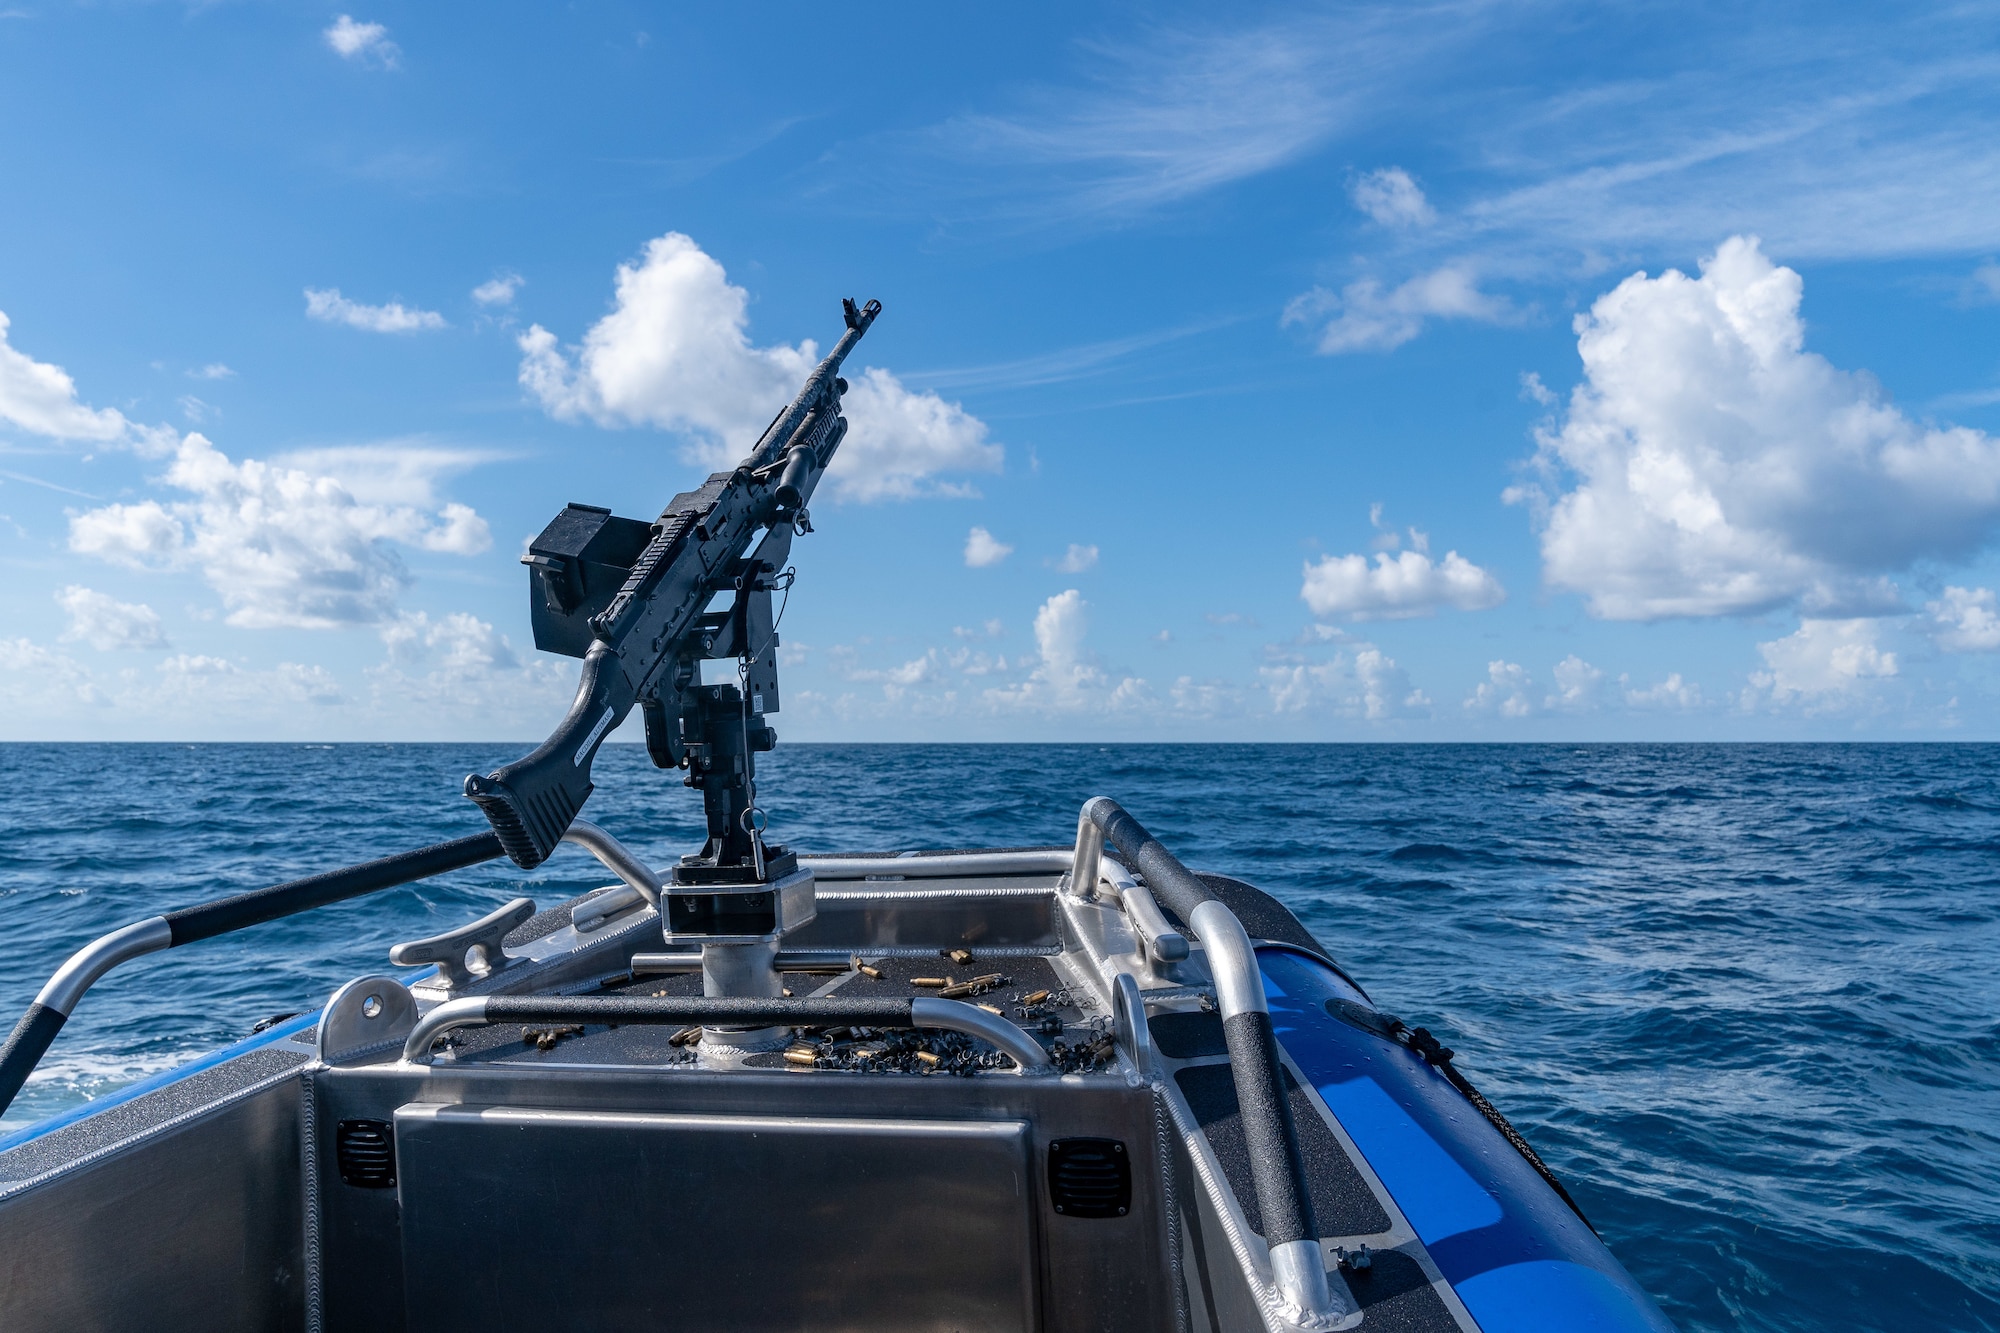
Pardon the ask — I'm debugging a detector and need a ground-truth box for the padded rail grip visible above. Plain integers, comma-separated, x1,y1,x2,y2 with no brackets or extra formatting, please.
162,832,505,945
0,832,507,1119
0,1003,67,1117
1084,799,1326,1273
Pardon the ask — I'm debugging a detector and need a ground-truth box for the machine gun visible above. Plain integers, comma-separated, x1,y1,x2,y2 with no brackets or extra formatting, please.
465,298,881,886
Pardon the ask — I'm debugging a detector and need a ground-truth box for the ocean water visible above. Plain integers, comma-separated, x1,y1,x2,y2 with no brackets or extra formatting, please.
1,742,1995,1331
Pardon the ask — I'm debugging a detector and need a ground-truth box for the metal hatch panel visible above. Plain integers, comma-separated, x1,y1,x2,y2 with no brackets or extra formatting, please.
393,1104,1038,1332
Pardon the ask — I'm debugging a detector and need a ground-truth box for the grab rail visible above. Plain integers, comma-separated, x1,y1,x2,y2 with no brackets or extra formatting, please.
1077,797,1336,1329
0,822,665,1119
401,994,1054,1073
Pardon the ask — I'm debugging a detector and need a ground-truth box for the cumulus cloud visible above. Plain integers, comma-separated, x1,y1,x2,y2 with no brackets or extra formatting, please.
68,433,491,628
1926,586,2000,651
1262,646,1428,719
56,586,167,650
1300,547,1504,619
324,15,399,68
1054,543,1099,573
1514,236,2000,620
516,232,1001,500
1351,167,1435,228
964,526,1012,567
1464,659,1537,717
0,310,127,441
1753,618,1897,699
304,288,445,334
1283,264,1515,354
472,273,523,307
984,590,1147,713
187,363,234,381
1624,672,1704,709
1549,654,1604,710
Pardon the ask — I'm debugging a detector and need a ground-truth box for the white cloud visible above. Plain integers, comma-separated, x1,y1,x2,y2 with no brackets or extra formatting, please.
1300,547,1504,619
953,618,1005,638
1284,264,1516,354
1262,646,1428,719
68,433,491,628
56,586,167,650
1055,543,1099,573
518,232,1000,501
472,273,523,307
984,589,1148,713
1352,167,1435,228
304,288,445,334
1026,589,1097,703
964,526,1013,567
1464,659,1537,717
0,637,104,712
1926,586,2000,652
177,395,212,424
1624,672,1705,709
324,15,399,68
0,310,127,441
380,611,515,677
1753,618,1898,699
187,363,235,381
274,443,494,508
1515,236,2000,620
1549,654,1604,709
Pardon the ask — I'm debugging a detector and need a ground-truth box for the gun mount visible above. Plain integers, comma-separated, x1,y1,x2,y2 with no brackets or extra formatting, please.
465,298,881,895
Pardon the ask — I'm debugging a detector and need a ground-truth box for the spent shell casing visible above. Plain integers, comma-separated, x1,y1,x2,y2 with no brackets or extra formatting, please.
783,1048,818,1066
858,963,882,979
938,981,975,998
976,1002,1004,1015
1023,989,1050,1006
669,1026,702,1047
911,977,948,988
914,1049,941,1066
948,948,973,965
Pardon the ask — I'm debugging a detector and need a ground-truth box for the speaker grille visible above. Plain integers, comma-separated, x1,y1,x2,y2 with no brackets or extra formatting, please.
335,1118,396,1188
1048,1137,1130,1218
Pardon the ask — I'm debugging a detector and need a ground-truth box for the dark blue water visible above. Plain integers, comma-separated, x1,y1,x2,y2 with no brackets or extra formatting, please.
1,743,1995,1331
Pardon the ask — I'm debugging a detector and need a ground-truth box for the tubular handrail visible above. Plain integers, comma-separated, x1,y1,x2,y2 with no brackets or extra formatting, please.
401,994,1054,1073
560,819,662,907
0,831,508,1119
1079,797,1338,1329
0,820,681,1119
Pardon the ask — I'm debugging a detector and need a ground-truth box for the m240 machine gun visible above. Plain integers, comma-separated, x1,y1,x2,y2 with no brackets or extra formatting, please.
465,298,881,905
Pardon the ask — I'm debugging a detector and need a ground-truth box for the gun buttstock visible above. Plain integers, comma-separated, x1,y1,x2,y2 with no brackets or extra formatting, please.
465,764,589,870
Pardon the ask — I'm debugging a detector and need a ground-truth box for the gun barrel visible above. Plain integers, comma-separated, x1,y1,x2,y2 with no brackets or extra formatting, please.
746,298,881,468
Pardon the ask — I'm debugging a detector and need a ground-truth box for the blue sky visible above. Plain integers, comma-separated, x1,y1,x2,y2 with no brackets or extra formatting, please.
4,1,2000,740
